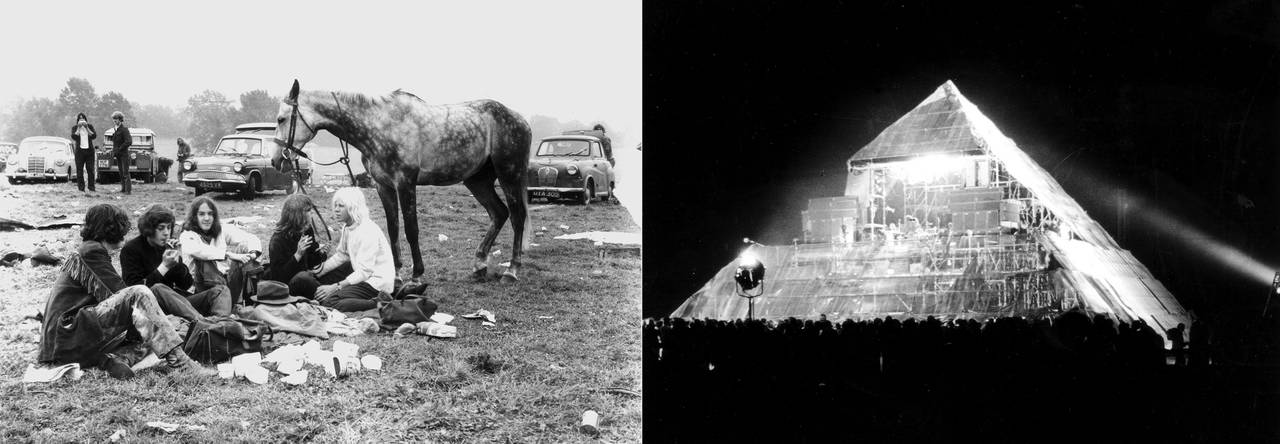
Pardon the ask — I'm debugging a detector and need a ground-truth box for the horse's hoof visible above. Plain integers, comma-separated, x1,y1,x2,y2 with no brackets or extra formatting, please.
500,272,519,284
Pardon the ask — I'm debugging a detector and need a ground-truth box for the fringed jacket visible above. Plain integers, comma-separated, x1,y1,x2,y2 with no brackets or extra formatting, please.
37,241,131,366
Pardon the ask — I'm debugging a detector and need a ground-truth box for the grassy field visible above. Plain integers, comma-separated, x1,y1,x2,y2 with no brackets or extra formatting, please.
0,178,641,442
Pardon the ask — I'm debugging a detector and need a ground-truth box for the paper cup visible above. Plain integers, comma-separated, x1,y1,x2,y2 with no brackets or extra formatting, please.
217,363,235,379
361,355,383,371
580,410,600,434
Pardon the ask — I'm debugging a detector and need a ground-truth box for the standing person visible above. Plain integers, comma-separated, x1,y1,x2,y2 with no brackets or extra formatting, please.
175,138,191,181
178,196,263,309
109,111,132,195
69,112,97,192
38,203,214,379
265,193,329,285
120,205,231,319
591,123,615,166
290,188,395,312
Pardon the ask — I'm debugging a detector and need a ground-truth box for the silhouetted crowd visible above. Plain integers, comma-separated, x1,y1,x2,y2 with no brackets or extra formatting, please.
645,313,1280,443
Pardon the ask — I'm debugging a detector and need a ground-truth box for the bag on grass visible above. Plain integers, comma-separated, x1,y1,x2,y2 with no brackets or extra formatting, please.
182,316,273,364
378,294,438,331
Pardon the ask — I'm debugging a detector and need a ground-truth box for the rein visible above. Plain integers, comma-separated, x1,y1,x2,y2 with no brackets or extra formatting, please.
278,93,359,193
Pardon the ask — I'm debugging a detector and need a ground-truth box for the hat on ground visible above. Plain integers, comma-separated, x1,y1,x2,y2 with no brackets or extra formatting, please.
252,280,304,305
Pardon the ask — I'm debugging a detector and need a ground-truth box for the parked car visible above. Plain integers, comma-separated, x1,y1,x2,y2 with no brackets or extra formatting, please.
527,134,615,205
0,142,17,173
181,123,312,199
6,137,74,184
97,127,166,183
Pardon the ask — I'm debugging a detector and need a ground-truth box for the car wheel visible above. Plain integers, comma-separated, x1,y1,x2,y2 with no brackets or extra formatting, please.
581,180,594,206
241,175,259,200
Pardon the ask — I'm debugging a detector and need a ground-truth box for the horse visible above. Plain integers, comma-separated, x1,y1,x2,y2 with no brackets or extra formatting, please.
272,80,531,283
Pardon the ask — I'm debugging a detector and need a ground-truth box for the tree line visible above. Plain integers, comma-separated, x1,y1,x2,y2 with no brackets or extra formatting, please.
1,78,281,153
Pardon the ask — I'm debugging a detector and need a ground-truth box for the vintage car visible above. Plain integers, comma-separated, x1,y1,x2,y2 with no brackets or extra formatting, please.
97,127,165,183
0,142,17,172
181,122,312,199
6,137,75,184
527,134,615,204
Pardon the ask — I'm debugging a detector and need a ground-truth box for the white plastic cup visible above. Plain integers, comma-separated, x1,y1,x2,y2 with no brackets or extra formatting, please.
581,410,600,435
361,355,383,371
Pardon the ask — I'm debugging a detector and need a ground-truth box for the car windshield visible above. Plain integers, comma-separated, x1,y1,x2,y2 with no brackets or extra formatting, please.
18,141,68,155
213,138,263,156
537,140,591,156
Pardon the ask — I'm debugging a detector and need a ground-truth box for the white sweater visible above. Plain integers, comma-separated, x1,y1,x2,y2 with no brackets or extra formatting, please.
320,217,395,293
179,223,263,277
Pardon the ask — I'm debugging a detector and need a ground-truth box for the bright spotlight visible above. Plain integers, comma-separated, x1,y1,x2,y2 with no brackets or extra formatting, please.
734,249,766,320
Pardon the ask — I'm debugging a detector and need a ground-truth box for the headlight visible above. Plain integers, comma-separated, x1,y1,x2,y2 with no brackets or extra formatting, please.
567,164,579,175
6,157,17,165
130,152,137,160
55,159,66,166
233,162,243,173
183,161,194,171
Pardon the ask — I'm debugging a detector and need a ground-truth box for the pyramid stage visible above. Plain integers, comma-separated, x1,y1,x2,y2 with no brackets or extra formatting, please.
672,81,1193,337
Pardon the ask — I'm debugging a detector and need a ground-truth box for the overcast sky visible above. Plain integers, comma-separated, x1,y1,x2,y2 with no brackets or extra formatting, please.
0,0,641,144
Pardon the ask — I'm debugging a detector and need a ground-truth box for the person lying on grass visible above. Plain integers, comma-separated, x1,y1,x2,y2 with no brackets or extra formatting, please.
179,196,262,310
265,193,328,285
38,203,215,379
290,187,395,312
121,204,231,319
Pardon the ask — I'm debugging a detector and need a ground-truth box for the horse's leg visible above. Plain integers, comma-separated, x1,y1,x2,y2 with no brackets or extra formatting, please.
375,181,403,272
495,170,527,283
397,183,425,277
462,165,507,280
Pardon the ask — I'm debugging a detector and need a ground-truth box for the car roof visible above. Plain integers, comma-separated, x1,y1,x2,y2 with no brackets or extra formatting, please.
540,135,601,142
103,127,156,136
20,136,71,144
236,122,277,132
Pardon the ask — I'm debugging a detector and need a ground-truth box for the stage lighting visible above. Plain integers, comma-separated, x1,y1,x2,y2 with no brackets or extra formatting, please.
735,252,766,320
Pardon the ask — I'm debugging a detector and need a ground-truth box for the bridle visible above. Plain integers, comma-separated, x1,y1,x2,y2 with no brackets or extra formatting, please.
276,92,361,241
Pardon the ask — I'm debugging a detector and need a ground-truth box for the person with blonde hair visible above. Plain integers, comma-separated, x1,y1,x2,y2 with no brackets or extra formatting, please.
290,188,395,311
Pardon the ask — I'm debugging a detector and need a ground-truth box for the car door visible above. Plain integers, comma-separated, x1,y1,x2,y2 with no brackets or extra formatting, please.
247,139,278,188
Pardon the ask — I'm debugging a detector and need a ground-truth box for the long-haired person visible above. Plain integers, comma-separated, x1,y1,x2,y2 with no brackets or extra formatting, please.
121,204,231,319
178,196,262,307
265,193,328,284
39,204,213,379
291,188,394,311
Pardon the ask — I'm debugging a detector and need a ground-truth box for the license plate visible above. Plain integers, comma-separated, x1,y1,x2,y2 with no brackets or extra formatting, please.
98,160,108,167
30,173,44,178
196,182,222,189
532,190,560,198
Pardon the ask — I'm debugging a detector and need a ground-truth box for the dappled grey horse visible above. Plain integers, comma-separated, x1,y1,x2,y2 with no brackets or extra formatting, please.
272,80,531,282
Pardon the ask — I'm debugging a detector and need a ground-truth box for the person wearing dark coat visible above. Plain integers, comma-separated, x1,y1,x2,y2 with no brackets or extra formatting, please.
109,111,131,194
175,138,191,181
265,193,328,285
38,204,213,379
70,112,96,192
120,205,231,318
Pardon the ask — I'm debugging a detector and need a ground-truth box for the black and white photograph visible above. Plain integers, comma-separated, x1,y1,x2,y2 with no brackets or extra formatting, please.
0,1,640,442
644,0,1279,442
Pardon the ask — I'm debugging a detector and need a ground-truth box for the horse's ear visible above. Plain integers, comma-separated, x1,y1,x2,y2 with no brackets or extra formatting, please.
288,79,300,103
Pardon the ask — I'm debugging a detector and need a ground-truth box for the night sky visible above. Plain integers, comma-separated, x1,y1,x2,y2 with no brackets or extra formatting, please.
642,1,1280,319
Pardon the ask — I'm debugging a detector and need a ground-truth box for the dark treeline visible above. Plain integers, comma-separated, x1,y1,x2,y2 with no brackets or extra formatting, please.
645,314,1280,443
2,78,281,152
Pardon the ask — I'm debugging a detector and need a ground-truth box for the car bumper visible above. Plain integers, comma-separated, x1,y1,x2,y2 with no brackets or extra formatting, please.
183,171,247,189
8,172,69,179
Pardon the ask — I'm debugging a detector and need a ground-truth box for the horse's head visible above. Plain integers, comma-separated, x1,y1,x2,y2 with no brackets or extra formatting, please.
273,79,319,172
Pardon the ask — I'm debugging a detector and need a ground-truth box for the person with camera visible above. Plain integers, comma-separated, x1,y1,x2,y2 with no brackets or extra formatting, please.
70,112,97,192
121,205,232,319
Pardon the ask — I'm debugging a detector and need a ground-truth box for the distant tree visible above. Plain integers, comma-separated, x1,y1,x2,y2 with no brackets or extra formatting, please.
237,89,279,124
185,90,235,150
134,103,189,137
96,91,133,125
56,77,99,123
4,98,61,141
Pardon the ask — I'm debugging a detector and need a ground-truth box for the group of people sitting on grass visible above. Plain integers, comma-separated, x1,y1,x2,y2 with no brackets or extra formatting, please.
38,187,396,378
